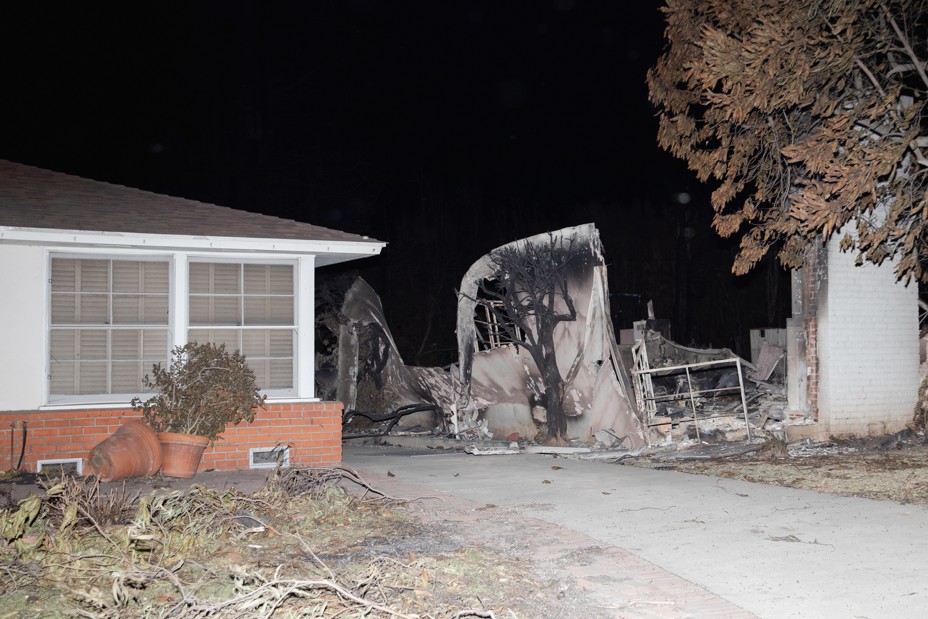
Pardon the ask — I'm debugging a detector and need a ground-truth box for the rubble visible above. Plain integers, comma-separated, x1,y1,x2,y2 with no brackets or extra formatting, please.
333,224,647,447
629,331,790,446
329,223,793,450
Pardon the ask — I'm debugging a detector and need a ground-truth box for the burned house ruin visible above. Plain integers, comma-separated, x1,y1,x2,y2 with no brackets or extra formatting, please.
327,221,920,448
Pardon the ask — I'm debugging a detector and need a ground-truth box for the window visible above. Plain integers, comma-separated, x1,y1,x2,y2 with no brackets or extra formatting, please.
474,299,525,351
473,278,525,352
188,262,295,393
49,258,170,400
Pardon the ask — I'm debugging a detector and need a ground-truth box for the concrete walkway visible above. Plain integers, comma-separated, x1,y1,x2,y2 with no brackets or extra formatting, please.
343,444,928,619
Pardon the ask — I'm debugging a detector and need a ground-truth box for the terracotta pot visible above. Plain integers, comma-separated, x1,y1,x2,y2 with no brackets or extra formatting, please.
88,421,163,482
158,432,210,478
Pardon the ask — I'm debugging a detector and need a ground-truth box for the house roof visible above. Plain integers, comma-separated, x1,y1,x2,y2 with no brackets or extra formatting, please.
0,159,383,246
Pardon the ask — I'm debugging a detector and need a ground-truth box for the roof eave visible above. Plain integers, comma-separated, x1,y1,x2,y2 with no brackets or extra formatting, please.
0,226,386,261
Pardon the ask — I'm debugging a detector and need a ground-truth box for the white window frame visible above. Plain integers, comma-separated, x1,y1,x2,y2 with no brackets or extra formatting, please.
186,256,299,398
46,252,173,405
44,251,315,406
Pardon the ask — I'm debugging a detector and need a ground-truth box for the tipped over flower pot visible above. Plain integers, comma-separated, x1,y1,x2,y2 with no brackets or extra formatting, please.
88,420,163,482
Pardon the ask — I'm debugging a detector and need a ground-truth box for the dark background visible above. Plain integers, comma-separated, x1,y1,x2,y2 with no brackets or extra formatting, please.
0,1,790,365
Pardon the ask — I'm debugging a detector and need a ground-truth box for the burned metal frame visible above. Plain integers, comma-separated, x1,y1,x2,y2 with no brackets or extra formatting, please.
632,339,753,444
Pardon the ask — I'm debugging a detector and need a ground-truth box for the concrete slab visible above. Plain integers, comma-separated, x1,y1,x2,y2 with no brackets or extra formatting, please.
344,444,928,619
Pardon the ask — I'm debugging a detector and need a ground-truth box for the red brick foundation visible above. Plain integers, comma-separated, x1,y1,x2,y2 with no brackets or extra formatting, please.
0,401,342,474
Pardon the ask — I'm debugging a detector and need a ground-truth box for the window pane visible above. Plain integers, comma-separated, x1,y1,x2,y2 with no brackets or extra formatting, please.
112,361,143,393
142,329,169,361
269,330,293,356
50,294,77,324
142,294,169,324
112,261,141,293
78,260,109,292
212,263,240,293
186,261,294,394
50,329,76,362
112,296,141,324
52,294,109,324
242,329,293,358
49,257,169,399
78,295,109,324
189,262,211,294
79,330,107,360
243,297,294,325
243,264,293,294
189,296,241,325
143,262,169,292
242,330,268,358
213,297,241,324
113,294,169,324
113,261,169,294
188,329,240,351
77,362,107,394
243,264,269,295
268,265,294,294
242,330,293,390
112,330,140,360
51,259,77,292
189,296,210,324
268,359,293,389
50,360,76,394
243,297,268,324
269,297,293,324
190,263,240,294
250,360,268,389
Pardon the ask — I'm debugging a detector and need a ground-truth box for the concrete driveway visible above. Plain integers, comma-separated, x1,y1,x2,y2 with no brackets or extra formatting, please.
344,444,928,619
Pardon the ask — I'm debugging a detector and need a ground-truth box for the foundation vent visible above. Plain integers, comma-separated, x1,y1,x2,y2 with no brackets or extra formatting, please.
249,446,290,469
37,458,83,477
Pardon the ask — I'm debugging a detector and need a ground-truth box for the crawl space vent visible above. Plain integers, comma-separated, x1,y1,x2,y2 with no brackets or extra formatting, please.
249,446,290,469
37,458,83,477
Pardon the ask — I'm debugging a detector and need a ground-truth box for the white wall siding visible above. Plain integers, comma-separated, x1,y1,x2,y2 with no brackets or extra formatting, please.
817,237,919,436
0,245,48,410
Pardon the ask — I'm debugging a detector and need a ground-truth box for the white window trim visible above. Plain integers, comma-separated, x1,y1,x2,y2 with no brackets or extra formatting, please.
45,250,317,406
186,255,302,399
297,255,315,399
46,251,174,406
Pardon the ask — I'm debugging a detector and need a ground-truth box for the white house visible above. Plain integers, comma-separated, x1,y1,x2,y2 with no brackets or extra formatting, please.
0,159,385,473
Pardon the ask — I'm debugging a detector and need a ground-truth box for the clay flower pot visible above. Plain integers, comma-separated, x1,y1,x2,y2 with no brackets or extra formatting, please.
88,420,163,482
158,432,210,478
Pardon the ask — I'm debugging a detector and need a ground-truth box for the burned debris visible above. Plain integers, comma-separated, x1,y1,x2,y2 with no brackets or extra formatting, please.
327,223,791,451
631,333,788,446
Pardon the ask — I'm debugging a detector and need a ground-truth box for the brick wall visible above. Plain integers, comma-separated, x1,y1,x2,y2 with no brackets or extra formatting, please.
0,401,342,474
816,237,919,437
804,244,827,419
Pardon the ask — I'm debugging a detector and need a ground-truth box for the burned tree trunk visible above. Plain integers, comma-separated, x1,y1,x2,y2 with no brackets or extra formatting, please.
533,323,568,442
473,233,578,444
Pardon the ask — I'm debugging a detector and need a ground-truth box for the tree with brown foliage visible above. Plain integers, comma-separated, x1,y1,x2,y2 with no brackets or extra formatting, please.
648,0,928,281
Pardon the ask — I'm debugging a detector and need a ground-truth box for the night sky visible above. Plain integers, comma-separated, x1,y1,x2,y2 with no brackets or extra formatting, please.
0,2,789,363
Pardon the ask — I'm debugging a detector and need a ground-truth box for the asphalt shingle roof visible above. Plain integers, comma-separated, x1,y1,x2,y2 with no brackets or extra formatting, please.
0,160,382,244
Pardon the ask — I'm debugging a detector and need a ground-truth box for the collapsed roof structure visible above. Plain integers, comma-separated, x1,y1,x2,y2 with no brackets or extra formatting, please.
333,224,648,447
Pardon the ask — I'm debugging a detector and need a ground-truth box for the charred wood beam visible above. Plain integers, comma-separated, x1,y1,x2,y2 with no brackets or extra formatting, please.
342,403,440,439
